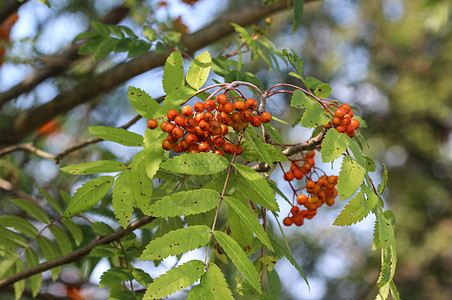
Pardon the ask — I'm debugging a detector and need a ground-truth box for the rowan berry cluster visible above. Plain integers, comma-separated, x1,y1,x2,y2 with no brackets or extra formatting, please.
147,94,272,155
330,103,360,138
282,151,339,227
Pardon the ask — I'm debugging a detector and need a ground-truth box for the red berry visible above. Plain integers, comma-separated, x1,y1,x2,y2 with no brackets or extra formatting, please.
214,149,225,156
198,142,211,152
213,136,226,148
167,109,179,121
284,172,295,181
332,116,342,126
223,142,236,155
234,100,245,111
204,100,216,111
350,118,360,130
223,102,234,113
335,108,346,118
181,105,193,117
283,217,293,226
250,115,262,127
162,139,174,151
216,94,227,104
297,194,308,205
245,98,258,110
194,102,205,112
290,206,300,215
293,168,304,180
147,119,158,129
171,126,184,139
341,103,351,113
174,115,186,127
260,112,272,123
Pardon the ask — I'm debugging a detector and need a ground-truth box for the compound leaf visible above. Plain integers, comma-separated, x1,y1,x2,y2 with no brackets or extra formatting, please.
337,156,365,201
144,260,205,299
234,164,279,211
161,152,229,175
224,196,273,251
321,129,350,163
163,51,185,94
60,160,127,175
213,231,262,294
112,170,135,228
148,189,220,217
140,225,211,260
144,129,165,180
89,126,143,147
64,176,114,219
37,236,61,281
187,51,211,90
25,248,42,297
128,86,161,119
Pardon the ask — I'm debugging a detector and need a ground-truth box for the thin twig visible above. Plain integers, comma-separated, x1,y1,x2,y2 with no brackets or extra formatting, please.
0,142,55,159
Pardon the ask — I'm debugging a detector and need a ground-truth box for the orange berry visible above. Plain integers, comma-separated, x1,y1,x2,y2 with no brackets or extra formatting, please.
245,98,258,110
162,139,174,151
335,108,346,118
250,115,262,127
198,142,211,152
290,206,300,215
293,168,304,180
297,194,308,205
341,103,351,113
260,112,272,123
350,118,360,130
233,100,245,111
174,115,186,127
204,100,216,111
223,142,236,155
194,102,205,112
167,109,179,121
216,94,227,104
223,101,234,113
181,105,193,117
147,119,158,129
283,217,293,226
284,172,295,182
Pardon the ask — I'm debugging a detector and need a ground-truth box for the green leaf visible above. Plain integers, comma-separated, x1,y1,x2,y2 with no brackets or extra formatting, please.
91,20,109,36
0,228,27,248
263,123,284,145
93,37,119,60
314,83,332,98
128,86,161,120
305,77,324,89
376,211,395,248
187,262,234,300
255,256,278,272
130,150,155,214
73,30,99,42
163,51,185,95
187,51,212,90
132,268,153,287
25,248,42,297
0,216,39,238
292,0,304,34
64,176,114,219
363,155,376,172
148,189,220,217
290,90,313,110
91,222,115,236
243,128,273,167
378,163,388,195
78,36,103,55
224,196,273,251
100,266,133,288
127,40,151,57
13,259,25,300
348,139,365,166
89,244,122,257
36,186,63,215
333,189,378,226
161,152,229,175
60,160,127,175
144,260,205,299
89,126,144,147
140,225,211,260
37,236,61,281
266,269,282,300
143,26,157,42
390,280,401,300
11,198,50,224
320,129,350,163
162,31,182,46
112,170,135,228
62,219,83,246
228,201,254,254
144,129,165,180
269,235,309,288
213,231,262,294
48,225,73,255
337,156,365,201
119,25,138,39
234,164,279,211
300,100,330,128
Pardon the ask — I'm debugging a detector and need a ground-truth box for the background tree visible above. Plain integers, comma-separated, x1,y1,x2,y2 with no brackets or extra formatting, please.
0,0,450,299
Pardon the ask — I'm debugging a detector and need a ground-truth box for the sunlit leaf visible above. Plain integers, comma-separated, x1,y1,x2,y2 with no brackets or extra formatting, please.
60,160,127,175
187,51,211,90
89,126,143,147
161,152,229,175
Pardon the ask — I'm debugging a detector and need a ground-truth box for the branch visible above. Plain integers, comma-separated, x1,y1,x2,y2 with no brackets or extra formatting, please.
0,0,308,147
0,4,130,109
0,215,155,288
0,142,55,159
252,127,328,172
